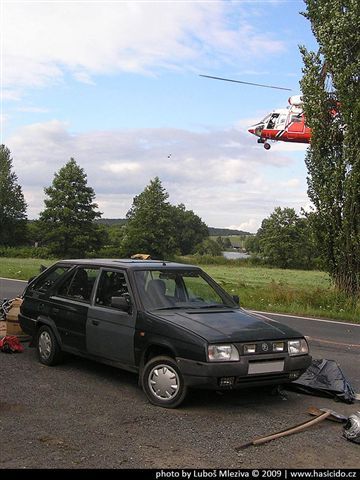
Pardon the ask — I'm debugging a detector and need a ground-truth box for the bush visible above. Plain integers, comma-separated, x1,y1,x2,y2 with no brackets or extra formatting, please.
176,255,263,267
0,246,54,259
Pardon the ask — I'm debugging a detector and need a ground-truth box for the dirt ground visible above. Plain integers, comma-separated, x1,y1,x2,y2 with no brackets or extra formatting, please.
0,342,359,470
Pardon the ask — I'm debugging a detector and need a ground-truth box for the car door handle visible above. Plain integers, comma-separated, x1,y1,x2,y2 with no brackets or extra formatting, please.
92,320,99,326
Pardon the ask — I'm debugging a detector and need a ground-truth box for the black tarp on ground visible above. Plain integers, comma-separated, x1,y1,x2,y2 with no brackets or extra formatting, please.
285,358,356,404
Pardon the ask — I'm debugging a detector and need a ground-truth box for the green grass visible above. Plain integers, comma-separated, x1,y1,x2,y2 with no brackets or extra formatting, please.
203,265,332,289
200,264,359,323
0,257,56,281
1,256,359,323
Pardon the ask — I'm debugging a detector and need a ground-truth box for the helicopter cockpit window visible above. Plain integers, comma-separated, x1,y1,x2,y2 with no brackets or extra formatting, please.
266,113,279,130
260,114,272,125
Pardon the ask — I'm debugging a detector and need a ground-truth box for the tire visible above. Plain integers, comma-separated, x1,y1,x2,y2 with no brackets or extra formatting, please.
142,355,188,408
36,325,63,366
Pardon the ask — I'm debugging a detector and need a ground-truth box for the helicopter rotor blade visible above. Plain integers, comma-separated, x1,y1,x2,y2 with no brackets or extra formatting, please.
199,74,292,92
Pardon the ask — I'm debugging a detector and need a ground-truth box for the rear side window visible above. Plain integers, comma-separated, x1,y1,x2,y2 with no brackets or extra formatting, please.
56,267,99,303
95,270,130,307
28,266,70,294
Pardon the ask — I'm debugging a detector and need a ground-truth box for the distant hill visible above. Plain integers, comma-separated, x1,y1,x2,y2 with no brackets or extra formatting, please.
95,219,250,236
32,217,251,236
208,227,251,236
95,218,127,226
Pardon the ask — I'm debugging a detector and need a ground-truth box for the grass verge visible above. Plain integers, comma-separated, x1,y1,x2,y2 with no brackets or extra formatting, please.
0,257,56,282
180,258,359,324
0,256,359,323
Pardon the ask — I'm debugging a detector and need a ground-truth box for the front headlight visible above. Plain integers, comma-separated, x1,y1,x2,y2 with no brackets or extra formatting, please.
207,344,239,362
288,339,309,356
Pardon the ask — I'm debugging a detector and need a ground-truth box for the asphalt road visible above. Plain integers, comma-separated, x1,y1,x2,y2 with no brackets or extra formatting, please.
0,278,359,469
0,277,26,301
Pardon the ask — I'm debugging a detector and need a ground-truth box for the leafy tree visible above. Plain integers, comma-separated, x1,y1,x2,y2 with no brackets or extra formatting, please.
39,158,104,257
27,220,43,246
195,238,222,256
244,235,260,254
121,177,177,258
171,203,208,255
256,207,316,269
223,237,232,249
97,224,126,258
300,0,360,293
0,145,27,246
216,236,225,249
215,236,232,251
107,224,126,246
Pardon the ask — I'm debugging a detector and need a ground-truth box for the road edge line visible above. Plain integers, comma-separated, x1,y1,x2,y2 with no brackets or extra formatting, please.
249,309,360,328
0,277,27,283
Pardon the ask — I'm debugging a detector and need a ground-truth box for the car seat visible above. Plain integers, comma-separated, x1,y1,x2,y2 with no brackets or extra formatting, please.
146,279,173,308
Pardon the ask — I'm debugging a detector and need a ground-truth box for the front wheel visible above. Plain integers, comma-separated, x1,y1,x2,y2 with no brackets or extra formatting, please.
37,325,63,366
142,356,188,408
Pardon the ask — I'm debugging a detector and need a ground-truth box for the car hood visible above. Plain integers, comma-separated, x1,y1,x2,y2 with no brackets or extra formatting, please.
152,307,304,343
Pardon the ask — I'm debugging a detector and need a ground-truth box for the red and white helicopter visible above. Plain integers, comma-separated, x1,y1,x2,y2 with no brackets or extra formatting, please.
200,74,311,150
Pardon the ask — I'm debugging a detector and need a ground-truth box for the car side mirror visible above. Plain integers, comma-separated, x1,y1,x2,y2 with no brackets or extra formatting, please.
232,295,240,305
111,296,131,312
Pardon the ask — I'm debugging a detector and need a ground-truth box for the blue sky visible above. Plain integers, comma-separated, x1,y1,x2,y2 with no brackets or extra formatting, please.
2,0,318,232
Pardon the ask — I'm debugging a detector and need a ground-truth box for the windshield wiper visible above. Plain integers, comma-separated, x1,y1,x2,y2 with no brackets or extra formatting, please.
194,304,231,309
154,306,187,311
155,304,233,311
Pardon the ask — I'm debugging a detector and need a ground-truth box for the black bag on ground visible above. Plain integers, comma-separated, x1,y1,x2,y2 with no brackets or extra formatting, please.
285,358,356,404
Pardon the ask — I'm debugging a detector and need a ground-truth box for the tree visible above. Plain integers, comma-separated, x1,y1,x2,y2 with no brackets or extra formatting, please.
39,158,103,257
170,204,208,255
121,177,177,258
223,237,232,250
300,0,360,294
0,145,27,246
195,238,222,256
244,234,260,254
256,207,316,269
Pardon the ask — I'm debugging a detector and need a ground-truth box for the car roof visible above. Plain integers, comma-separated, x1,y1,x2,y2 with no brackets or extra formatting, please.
56,258,199,270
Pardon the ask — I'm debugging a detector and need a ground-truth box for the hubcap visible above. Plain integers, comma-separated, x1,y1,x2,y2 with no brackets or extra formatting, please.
148,364,180,401
38,331,52,359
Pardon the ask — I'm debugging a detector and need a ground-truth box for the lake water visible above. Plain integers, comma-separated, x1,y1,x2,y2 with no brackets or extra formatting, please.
222,251,250,260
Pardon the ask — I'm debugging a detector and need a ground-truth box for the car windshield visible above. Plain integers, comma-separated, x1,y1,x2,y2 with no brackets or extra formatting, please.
134,269,235,311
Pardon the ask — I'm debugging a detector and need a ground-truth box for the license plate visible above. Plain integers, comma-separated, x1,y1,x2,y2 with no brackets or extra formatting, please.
248,360,285,374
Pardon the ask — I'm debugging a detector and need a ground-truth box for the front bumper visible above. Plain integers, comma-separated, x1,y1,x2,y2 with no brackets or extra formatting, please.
176,353,312,389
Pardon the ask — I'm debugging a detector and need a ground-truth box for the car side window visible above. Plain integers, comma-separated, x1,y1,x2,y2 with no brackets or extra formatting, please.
95,270,130,308
28,266,70,294
56,267,99,303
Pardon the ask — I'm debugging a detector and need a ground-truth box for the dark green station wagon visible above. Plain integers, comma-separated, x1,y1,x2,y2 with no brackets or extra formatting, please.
19,259,311,408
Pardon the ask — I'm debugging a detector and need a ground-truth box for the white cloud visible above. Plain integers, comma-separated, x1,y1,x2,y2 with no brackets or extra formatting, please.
16,106,49,113
6,120,308,231
3,1,285,93
104,162,141,174
229,219,260,233
280,178,301,188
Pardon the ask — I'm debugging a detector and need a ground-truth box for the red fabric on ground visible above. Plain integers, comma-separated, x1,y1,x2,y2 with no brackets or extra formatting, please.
0,335,24,353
